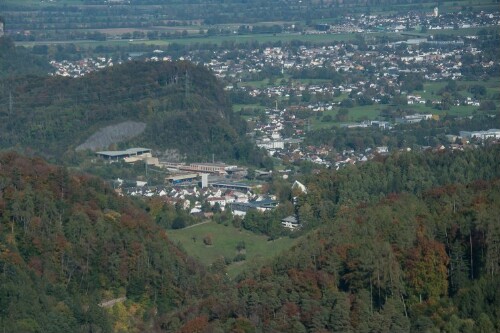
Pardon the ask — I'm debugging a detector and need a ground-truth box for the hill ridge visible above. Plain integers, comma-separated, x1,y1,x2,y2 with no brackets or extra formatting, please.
0,60,269,166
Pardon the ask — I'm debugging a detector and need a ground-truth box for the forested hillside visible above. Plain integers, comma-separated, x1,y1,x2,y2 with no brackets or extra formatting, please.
1,147,499,332
164,146,500,332
298,147,500,230
192,178,500,332
0,60,268,166
0,152,216,332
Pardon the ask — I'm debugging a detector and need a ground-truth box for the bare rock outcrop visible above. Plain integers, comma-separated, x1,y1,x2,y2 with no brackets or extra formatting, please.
76,121,146,151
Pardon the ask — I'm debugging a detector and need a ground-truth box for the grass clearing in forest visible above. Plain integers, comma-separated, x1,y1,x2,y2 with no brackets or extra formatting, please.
232,104,265,112
167,221,298,278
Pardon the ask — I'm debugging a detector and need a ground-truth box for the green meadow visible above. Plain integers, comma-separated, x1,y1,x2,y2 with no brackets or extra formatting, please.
167,221,298,278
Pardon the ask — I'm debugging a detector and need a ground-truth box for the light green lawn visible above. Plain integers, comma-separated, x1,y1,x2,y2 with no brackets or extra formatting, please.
167,221,298,278
240,79,269,89
232,104,265,112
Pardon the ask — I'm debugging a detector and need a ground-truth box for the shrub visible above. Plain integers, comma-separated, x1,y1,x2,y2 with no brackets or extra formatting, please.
203,233,213,245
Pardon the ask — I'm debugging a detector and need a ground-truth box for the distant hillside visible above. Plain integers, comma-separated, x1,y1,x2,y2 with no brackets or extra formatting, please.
0,152,216,332
0,60,270,167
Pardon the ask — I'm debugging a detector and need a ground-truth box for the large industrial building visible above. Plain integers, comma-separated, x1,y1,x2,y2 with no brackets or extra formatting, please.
165,173,200,185
96,148,152,161
395,114,433,124
460,129,500,141
160,162,237,175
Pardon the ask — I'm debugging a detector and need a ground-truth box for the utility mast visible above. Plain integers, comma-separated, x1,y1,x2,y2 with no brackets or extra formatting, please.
8,91,12,116
185,70,189,100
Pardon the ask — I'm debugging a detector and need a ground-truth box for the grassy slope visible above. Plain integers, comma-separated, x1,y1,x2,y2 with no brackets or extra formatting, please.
167,221,298,278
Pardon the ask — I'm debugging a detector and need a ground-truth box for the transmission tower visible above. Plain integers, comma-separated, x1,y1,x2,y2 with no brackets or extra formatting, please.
9,91,12,116
185,70,189,100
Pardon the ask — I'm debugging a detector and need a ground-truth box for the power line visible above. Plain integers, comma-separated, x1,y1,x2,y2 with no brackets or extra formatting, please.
8,91,12,116
185,69,189,100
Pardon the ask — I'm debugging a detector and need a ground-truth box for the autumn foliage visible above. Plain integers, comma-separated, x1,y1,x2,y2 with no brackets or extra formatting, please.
0,152,213,332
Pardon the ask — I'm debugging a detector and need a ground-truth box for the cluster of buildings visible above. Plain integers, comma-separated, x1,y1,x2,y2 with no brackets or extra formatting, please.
50,57,118,77
49,7,499,91
124,182,277,216
96,147,309,229
248,99,498,170
124,180,304,230
248,106,379,168
46,7,499,231
95,148,294,222
459,129,500,141
307,7,500,33
325,8,500,34
209,40,485,106
49,52,172,77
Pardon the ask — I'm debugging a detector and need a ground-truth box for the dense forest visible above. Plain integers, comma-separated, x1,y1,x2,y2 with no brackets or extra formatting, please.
0,58,270,166
298,146,500,230
1,147,500,332
0,152,216,332
169,146,500,332
194,177,500,332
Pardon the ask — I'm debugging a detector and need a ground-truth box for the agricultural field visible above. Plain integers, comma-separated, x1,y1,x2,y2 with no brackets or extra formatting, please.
125,31,388,47
15,31,378,49
167,221,298,278
3,0,499,46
